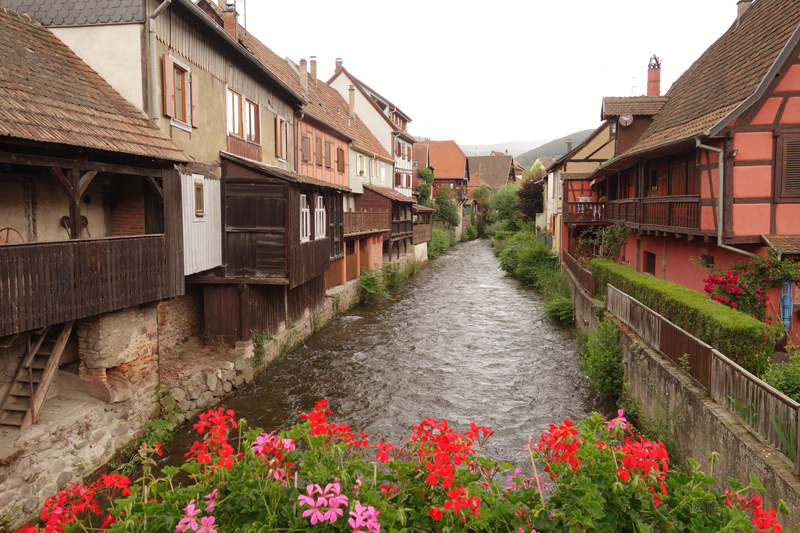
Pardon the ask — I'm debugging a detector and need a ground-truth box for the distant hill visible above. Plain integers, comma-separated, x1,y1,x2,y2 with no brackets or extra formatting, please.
517,129,595,168
457,140,550,158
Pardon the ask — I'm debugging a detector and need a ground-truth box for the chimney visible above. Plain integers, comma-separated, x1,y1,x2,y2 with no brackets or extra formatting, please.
566,139,573,152
335,58,343,72
737,0,752,19
310,56,317,85
218,0,237,41
647,55,661,96
299,59,308,93
505,150,508,156
349,85,356,120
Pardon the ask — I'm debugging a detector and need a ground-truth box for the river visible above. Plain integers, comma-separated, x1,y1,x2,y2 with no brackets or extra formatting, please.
163,239,608,470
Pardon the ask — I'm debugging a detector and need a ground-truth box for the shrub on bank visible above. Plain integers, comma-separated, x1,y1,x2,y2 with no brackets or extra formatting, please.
428,228,451,259
18,404,788,533
591,259,777,375
357,268,392,302
576,318,624,400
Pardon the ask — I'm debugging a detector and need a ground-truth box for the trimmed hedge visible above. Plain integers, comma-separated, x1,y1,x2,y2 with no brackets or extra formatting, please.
591,259,777,375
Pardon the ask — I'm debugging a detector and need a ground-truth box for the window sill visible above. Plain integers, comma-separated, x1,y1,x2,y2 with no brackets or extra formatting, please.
193,215,206,223
171,118,192,133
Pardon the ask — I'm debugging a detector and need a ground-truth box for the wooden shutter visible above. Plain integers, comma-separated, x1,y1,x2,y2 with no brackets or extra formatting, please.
190,72,200,127
316,137,323,165
302,136,311,162
274,116,281,158
785,138,800,194
337,148,345,173
163,54,175,118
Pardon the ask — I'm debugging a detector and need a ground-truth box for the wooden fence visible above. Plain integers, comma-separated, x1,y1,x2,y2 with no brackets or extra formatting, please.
343,210,388,237
606,284,800,468
0,236,167,337
563,250,595,296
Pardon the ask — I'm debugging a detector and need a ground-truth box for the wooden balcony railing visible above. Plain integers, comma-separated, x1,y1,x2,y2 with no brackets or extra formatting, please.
605,196,700,230
563,202,605,223
413,224,432,245
391,220,413,239
343,210,388,237
563,249,595,296
0,236,167,337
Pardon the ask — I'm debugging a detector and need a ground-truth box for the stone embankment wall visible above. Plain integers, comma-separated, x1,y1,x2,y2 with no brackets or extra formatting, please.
563,267,800,532
0,279,363,529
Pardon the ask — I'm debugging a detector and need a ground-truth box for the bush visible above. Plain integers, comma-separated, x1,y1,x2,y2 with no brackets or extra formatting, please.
428,228,450,259
466,225,478,241
576,318,624,399
381,263,406,289
764,353,800,402
357,268,392,302
591,259,777,375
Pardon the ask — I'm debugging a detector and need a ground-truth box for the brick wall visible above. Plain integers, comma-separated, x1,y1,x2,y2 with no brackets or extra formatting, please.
157,285,204,353
108,179,145,236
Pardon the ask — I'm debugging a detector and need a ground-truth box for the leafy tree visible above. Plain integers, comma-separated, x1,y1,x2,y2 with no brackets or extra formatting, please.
472,184,491,208
490,184,519,221
417,168,434,185
416,182,432,204
516,176,544,220
434,187,460,227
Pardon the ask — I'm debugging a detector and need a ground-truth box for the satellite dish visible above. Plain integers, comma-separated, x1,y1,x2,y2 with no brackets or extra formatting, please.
619,114,633,127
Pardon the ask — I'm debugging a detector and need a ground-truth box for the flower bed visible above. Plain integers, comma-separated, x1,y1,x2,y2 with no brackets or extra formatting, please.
16,402,786,533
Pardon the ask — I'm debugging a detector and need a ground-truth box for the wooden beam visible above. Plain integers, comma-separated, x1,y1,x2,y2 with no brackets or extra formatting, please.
703,235,712,243
69,168,82,239
687,234,696,243
77,170,98,197
50,167,73,198
0,151,164,177
186,275,290,285
147,177,164,198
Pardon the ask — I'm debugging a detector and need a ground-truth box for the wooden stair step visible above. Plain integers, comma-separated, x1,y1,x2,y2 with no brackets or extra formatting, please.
14,369,42,383
9,388,32,398
30,357,48,370
0,413,24,426
2,400,30,412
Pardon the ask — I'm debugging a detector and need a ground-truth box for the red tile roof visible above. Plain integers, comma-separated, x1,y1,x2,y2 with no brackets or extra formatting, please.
364,184,414,203
416,140,466,179
601,96,669,119
625,0,800,155
0,7,190,162
763,234,800,254
468,155,513,189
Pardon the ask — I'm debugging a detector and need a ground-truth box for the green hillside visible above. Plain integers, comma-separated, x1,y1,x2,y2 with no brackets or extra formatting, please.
517,129,595,168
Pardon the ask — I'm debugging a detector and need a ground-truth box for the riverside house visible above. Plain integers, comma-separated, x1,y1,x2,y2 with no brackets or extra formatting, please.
571,0,800,338
417,140,471,241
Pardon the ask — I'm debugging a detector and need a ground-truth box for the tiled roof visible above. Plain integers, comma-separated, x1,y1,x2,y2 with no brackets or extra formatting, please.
0,8,190,162
468,156,513,189
626,0,800,155
220,151,350,192
413,143,429,168
0,0,143,26
416,140,466,179
762,235,800,254
601,96,669,119
364,184,414,203
413,204,436,213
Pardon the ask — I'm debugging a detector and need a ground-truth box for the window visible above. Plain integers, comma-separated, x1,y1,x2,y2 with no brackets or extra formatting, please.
357,154,365,177
700,254,715,267
163,55,197,128
647,167,658,192
227,90,259,143
407,147,412,160
325,142,332,168
227,89,242,137
300,194,310,242
413,161,418,168
337,147,345,172
315,137,323,166
396,142,401,157
275,116,288,160
644,251,656,276
777,134,800,201
244,99,258,142
395,172,402,186
194,178,204,217
302,136,311,162
380,163,385,181
315,196,326,238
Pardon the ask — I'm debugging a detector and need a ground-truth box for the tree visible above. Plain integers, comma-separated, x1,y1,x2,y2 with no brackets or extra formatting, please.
417,168,434,185
416,182,432,204
490,183,519,221
517,174,544,220
434,187,460,227
472,184,491,209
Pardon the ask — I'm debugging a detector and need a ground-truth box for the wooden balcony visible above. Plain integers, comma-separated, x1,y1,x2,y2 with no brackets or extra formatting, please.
0,236,167,337
563,202,605,224
413,223,432,245
605,196,700,231
344,210,388,237
391,220,413,240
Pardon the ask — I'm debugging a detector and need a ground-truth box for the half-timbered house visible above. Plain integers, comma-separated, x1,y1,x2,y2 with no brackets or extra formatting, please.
0,7,191,428
579,0,800,338
416,140,469,240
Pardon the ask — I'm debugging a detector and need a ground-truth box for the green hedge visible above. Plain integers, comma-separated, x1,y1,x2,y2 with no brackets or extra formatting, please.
591,259,776,375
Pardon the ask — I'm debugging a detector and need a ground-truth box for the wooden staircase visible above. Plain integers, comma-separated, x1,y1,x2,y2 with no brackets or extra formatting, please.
0,321,73,430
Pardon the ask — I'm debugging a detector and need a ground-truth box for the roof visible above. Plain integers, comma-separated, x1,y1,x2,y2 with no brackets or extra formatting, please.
625,0,800,155
1,0,143,26
363,184,415,203
601,96,669,119
413,204,436,213
220,151,350,192
0,7,190,162
331,67,412,122
762,235,800,255
413,143,429,168
548,123,607,172
534,156,556,168
468,156,513,189
416,140,467,179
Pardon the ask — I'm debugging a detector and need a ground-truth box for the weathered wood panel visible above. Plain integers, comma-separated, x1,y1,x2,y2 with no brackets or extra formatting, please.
288,275,325,324
203,284,240,344
326,259,344,290
328,192,344,262
0,236,166,336
163,170,185,298
345,210,389,236
289,237,330,289
660,318,711,389
182,173,222,275
249,284,285,336
346,250,358,281
563,249,595,297
413,224,432,245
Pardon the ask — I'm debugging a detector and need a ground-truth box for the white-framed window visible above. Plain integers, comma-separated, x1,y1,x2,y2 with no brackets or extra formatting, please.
227,88,259,143
357,154,365,177
380,163,385,182
193,176,205,218
315,196,326,238
300,194,310,242
275,116,289,160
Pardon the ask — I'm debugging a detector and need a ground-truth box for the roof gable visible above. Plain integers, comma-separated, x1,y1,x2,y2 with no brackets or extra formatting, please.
468,155,513,189
417,140,467,179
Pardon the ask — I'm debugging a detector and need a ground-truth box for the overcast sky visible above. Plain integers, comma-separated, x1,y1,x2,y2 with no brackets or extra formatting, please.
243,0,742,146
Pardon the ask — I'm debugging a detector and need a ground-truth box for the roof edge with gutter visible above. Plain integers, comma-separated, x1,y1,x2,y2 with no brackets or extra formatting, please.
328,68,413,137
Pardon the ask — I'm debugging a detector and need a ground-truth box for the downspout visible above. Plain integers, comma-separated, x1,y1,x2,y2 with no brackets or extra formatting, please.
694,137,755,257
294,111,305,173
149,0,172,126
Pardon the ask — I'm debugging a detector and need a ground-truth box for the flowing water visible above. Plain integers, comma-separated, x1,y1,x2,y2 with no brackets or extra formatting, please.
163,239,609,470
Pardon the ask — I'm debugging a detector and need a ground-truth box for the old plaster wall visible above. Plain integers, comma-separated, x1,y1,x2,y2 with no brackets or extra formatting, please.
156,286,204,354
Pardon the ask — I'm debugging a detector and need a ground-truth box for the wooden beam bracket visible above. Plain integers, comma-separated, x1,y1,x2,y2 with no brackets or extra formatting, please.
148,177,164,198
77,170,98,197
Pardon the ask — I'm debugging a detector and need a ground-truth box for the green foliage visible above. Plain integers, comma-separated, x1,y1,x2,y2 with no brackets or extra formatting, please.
404,259,421,277
476,221,486,238
382,263,406,289
417,167,434,185
466,225,478,241
433,187,460,227
490,183,519,221
591,259,777,375
144,419,174,447
428,228,451,259
771,412,797,461
575,222,632,266
472,184,491,208
416,182,432,204
358,267,393,302
251,330,271,366
575,318,624,399
764,352,800,403
516,177,544,220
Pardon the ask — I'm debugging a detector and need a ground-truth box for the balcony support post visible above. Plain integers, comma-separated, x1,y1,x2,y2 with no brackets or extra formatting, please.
68,168,82,240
